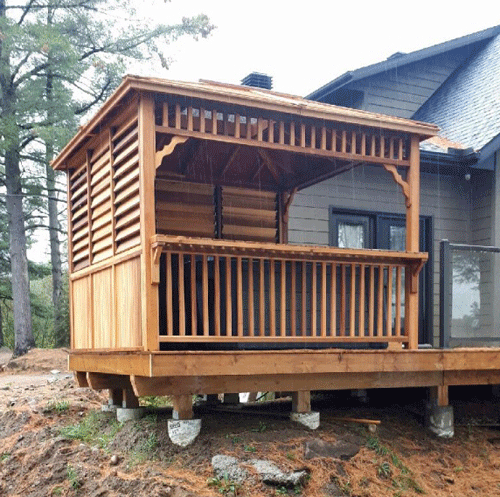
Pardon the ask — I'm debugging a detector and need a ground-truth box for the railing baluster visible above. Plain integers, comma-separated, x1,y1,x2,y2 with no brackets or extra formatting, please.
330,263,337,336
187,106,193,131
331,130,337,151
395,266,402,337
290,122,295,146
340,264,346,335
237,256,243,337
310,126,316,149
246,116,252,140
190,254,197,335
301,261,307,336
341,131,347,153
281,260,286,337
321,262,327,337
369,265,375,337
203,255,209,336
248,258,254,337
268,120,274,143
321,127,327,150
351,131,356,154
291,261,296,336
178,253,185,336
386,265,393,336
214,256,221,336
311,262,317,336
359,263,365,338
259,258,265,336
279,121,285,145
377,265,384,336
162,103,169,127
226,256,232,336
166,252,173,335
350,263,356,337
270,259,276,336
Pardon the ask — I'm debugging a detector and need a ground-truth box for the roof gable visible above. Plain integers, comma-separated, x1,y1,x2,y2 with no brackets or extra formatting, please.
307,25,500,103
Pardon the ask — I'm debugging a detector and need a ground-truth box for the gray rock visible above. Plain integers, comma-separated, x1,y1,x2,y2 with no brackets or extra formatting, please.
50,369,61,375
212,455,248,484
304,438,361,460
248,459,308,487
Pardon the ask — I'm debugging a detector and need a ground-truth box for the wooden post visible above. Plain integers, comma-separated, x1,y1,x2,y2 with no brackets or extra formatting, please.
292,391,311,413
123,388,140,408
405,135,420,350
429,386,449,407
172,394,193,420
138,93,159,351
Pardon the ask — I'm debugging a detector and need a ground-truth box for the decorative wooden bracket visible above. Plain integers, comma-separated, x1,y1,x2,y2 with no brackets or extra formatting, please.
383,164,410,208
410,259,426,293
155,136,188,168
151,243,164,284
282,187,298,224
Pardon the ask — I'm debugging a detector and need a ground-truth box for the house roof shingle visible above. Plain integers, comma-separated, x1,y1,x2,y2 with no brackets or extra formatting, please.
414,33,500,154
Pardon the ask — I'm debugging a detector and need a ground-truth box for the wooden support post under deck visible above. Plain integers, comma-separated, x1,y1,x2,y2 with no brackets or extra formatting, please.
292,391,311,413
109,388,123,407
138,94,159,351
124,387,140,409
172,395,194,420
429,386,449,407
405,135,420,350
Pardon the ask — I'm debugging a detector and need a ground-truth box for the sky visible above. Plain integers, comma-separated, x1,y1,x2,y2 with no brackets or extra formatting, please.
135,0,499,97
28,0,500,263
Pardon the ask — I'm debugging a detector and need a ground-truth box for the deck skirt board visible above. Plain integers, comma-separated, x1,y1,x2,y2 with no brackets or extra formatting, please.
70,349,500,390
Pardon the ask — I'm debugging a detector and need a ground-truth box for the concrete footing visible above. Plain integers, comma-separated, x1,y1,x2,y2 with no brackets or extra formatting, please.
426,404,454,438
290,411,320,430
101,403,118,413
116,407,146,423
168,418,202,447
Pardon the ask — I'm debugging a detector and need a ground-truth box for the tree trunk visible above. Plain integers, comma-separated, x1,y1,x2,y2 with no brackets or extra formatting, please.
0,303,4,348
45,67,66,347
1,0,35,357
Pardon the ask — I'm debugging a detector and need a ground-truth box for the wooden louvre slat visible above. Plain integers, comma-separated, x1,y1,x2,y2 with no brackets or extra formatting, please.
221,186,278,243
155,180,215,237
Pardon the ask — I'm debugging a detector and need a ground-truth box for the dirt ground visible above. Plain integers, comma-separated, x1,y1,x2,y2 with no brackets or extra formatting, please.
2,349,500,496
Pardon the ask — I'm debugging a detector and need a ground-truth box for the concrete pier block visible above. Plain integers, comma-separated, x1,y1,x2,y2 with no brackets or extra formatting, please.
168,418,202,446
116,407,146,423
290,411,320,430
426,404,454,438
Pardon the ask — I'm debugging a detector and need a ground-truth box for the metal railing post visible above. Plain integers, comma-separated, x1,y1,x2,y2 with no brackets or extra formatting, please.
440,240,451,348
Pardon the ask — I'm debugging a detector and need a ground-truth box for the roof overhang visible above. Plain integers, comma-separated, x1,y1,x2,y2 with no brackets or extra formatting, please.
52,75,438,171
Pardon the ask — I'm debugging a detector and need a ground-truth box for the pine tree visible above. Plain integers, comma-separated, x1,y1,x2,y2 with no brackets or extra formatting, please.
0,0,214,355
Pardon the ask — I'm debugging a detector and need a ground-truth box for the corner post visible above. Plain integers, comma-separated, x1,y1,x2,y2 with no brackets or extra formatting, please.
138,93,159,351
405,135,420,349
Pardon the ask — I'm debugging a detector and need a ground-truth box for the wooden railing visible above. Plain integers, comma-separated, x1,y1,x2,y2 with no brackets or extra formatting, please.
151,236,427,348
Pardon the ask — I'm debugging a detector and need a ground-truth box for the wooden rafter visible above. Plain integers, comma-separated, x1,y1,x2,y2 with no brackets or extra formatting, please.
257,148,281,184
217,145,241,178
383,164,410,207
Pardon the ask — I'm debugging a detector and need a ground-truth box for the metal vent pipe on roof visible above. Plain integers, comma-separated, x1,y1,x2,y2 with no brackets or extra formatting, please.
241,72,272,90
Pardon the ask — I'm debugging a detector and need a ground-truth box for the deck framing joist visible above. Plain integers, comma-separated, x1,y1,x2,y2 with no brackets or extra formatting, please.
70,348,500,397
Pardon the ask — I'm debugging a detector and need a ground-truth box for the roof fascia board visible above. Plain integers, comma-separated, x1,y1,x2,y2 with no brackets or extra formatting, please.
476,134,500,170
307,25,500,100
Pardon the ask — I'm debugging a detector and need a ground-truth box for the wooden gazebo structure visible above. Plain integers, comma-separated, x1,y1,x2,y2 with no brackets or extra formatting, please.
53,76,500,425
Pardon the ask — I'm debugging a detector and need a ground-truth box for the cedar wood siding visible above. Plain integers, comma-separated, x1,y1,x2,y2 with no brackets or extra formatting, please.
288,165,471,345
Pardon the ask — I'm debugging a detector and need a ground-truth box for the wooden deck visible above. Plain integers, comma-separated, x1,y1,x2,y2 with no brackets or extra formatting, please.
71,348,500,398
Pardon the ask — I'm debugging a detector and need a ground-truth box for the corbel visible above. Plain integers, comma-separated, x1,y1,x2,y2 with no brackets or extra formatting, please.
155,135,189,168
282,187,298,224
383,164,410,208
410,259,426,293
151,242,164,284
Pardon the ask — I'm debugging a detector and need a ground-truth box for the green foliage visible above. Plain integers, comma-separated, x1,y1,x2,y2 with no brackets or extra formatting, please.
207,475,241,496
66,464,81,490
45,398,70,413
60,410,122,449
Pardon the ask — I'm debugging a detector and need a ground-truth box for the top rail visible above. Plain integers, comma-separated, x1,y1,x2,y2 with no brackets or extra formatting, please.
152,235,428,265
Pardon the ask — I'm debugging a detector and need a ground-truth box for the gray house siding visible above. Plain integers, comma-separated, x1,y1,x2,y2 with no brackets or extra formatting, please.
325,48,479,119
288,165,471,345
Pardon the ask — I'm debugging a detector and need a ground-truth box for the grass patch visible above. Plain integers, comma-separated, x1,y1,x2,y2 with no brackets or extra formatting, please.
207,475,241,495
45,399,70,414
60,411,122,450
